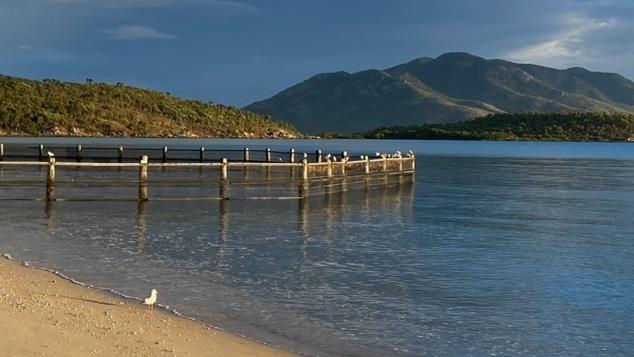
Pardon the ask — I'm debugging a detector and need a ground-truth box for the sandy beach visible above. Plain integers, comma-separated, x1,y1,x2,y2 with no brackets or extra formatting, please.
0,257,297,357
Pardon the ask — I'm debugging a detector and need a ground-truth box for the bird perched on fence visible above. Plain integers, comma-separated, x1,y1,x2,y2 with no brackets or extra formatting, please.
47,151,55,158
143,289,158,310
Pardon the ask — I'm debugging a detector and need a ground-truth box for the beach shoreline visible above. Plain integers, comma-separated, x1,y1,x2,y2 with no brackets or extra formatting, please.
0,256,297,357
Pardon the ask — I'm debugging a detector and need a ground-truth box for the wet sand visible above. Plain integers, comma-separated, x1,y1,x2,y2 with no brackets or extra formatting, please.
0,257,297,356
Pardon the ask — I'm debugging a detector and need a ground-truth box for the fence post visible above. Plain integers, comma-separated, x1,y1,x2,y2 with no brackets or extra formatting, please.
162,146,168,163
265,148,272,162
382,155,388,172
118,146,124,163
410,153,416,171
364,155,370,174
302,157,309,181
220,158,228,181
220,158,229,199
75,144,82,162
327,157,333,177
398,155,403,172
0,143,4,161
289,148,296,163
299,157,309,199
243,147,250,162
341,158,346,176
199,146,205,162
316,149,322,163
138,155,149,201
39,144,44,162
46,156,56,201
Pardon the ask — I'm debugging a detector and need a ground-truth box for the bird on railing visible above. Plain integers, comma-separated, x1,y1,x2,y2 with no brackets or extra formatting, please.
332,156,338,162
47,151,55,158
375,152,381,157
408,150,414,156
143,289,158,310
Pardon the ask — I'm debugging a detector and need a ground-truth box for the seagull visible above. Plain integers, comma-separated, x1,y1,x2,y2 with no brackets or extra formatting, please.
408,150,414,155
375,152,381,157
143,289,158,310
47,151,55,158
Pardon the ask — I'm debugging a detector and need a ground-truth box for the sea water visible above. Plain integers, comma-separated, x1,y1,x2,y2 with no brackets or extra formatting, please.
0,139,633,356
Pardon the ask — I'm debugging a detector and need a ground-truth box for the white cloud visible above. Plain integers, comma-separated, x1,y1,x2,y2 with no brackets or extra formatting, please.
505,13,617,66
103,25,177,40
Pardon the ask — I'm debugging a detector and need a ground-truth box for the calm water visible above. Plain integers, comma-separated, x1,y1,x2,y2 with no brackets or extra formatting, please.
1,139,634,356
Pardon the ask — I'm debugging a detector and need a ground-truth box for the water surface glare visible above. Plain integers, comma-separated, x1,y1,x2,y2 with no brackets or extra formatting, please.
1,140,633,356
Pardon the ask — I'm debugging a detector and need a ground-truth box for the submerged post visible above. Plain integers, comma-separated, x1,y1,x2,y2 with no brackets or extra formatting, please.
138,155,148,201
118,146,124,163
39,144,44,162
265,148,272,162
46,156,56,201
243,147,250,162
316,149,322,163
162,146,168,163
76,144,82,162
289,148,296,163
199,146,205,162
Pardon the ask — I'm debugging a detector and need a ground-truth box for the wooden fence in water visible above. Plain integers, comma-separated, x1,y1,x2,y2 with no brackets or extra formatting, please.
0,144,415,201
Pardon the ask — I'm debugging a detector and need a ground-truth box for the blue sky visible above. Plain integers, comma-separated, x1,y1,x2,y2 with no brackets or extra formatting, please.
1,0,633,106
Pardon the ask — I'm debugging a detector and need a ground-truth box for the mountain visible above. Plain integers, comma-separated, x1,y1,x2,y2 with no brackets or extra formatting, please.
0,75,298,138
245,52,634,134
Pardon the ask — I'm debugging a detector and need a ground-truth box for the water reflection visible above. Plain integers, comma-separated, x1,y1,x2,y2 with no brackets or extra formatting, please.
136,200,147,253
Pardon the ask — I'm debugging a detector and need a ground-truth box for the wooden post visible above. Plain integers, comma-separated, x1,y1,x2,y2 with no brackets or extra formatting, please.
302,157,309,181
341,158,346,176
382,155,388,172
243,147,250,162
39,144,44,161
265,148,272,162
289,148,296,163
220,158,228,199
316,149,322,163
410,153,416,170
0,143,4,161
138,155,148,201
398,155,404,172
364,155,370,174
299,157,309,199
327,157,333,177
199,147,205,162
220,158,228,181
76,144,82,162
118,146,124,163
162,146,168,163
46,157,56,201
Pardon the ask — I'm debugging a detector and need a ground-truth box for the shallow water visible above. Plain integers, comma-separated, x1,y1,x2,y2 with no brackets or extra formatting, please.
1,139,634,356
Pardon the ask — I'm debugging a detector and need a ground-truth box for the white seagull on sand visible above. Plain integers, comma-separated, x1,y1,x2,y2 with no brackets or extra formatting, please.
143,289,158,310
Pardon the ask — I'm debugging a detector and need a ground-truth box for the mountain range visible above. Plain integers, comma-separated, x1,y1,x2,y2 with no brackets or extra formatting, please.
245,52,634,134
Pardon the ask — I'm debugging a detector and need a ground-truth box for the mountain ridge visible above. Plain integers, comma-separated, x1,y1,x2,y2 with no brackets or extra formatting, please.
245,52,634,134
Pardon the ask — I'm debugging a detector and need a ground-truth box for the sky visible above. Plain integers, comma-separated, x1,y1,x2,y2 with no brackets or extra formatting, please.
1,0,633,106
